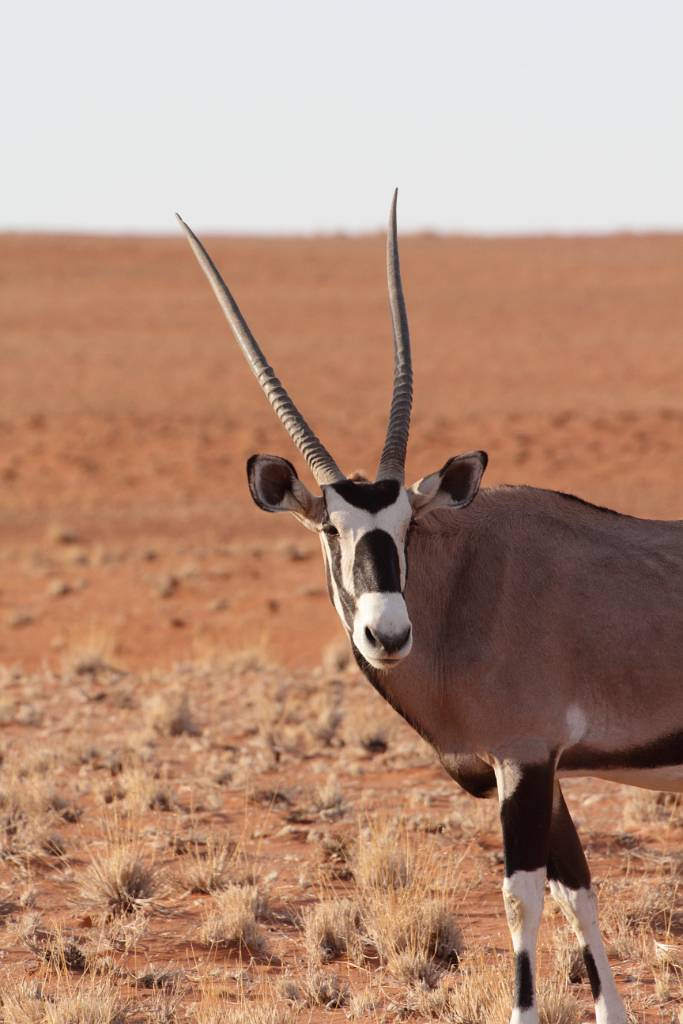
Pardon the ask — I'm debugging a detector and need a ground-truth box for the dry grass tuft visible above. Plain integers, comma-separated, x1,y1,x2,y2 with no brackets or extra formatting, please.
601,873,682,952
354,820,410,891
302,898,362,963
99,763,175,816
60,627,121,681
174,835,237,893
299,969,348,1009
0,764,61,865
354,820,463,987
311,777,346,821
21,919,88,973
622,788,683,830
363,890,462,985
198,885,268,955
79,843,158,919
145,690,201,738
189,992,288,1024
0,976,127,1024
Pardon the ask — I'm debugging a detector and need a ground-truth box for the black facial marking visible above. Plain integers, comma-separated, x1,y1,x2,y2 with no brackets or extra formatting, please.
582,947,602,1000
547,789,591,890
352,645,433,745
559,730,683,773
499,763,554,877
440,754,497,799
353,529,401,593
515,951,534,1009
329,478,401,514
322,532,355,629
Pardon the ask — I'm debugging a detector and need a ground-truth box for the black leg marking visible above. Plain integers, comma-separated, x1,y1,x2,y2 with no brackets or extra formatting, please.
497,760,555,1021
583,947,602,1000
547,786,591,890
499,762,555,875
515,951,534,1009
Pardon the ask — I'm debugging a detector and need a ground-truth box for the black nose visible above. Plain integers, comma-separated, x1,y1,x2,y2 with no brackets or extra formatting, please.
364,625,411,655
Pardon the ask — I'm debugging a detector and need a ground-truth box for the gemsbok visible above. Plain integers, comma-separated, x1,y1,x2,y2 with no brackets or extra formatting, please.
177,194,682,1024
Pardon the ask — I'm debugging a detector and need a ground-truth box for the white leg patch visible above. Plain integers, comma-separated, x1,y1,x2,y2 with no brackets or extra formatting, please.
503,868,545,1024
503,868,546,950
548,881,626,1024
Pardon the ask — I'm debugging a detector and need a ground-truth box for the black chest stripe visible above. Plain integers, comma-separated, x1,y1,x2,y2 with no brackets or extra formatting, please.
353,529,401,593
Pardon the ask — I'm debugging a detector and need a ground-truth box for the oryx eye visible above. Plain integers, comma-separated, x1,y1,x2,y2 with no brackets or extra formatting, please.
322,523,339,537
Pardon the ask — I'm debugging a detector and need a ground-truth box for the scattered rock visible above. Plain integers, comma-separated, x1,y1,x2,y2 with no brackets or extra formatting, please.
47,579,72,598
7,610,34,628
47,524,80,545
158,574,179,599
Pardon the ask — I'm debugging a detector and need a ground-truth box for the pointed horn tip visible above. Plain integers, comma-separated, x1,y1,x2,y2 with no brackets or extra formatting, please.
175,212,193,237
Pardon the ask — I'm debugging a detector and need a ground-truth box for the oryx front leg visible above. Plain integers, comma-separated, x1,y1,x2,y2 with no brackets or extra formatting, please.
548,783,626,1024
495,759,554,1024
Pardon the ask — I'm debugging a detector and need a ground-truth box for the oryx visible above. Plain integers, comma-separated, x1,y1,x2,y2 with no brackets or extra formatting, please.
177,194,683,1024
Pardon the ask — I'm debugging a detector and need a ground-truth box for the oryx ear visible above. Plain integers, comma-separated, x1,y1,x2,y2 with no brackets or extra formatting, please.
246,454,324,529
408,451,488,519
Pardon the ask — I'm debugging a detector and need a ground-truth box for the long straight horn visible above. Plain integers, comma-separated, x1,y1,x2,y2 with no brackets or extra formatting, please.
176,215,344,487
376,190,413,483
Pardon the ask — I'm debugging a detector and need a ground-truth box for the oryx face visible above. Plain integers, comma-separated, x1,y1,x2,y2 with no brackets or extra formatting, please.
246,452,487,671
320,478,414,668
178,191,486,669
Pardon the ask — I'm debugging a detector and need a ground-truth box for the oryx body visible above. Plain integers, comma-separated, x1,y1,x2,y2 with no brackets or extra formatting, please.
178,195,683,1024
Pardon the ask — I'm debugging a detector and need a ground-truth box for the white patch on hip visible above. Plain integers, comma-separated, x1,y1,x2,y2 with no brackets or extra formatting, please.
565,704,587,745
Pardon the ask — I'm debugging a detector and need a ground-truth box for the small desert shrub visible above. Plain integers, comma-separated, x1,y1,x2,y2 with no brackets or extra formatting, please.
0,770,57,864
623,788,683,829
354,820,410,890
99,764,174,816
303,899,362,963
306,689,343,747
0,979,45,1024
363,891,462,983
79,844,158,919
316,831,354,881
146,690,201,738
61,628,119,681
199,886,267,955
190,999,287,1024
0,976,127,1024
21,919,88,972
601,874,682,950
311,777,346,821
299,970,348,1009
345,985,382,1020
44,979,127,1024
174,835,237,893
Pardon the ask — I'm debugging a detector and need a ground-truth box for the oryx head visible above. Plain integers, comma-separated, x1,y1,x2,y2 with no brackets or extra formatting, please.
177,194,487,670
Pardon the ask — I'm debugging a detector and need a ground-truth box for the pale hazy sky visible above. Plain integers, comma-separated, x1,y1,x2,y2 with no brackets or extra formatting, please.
4,1,683,234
